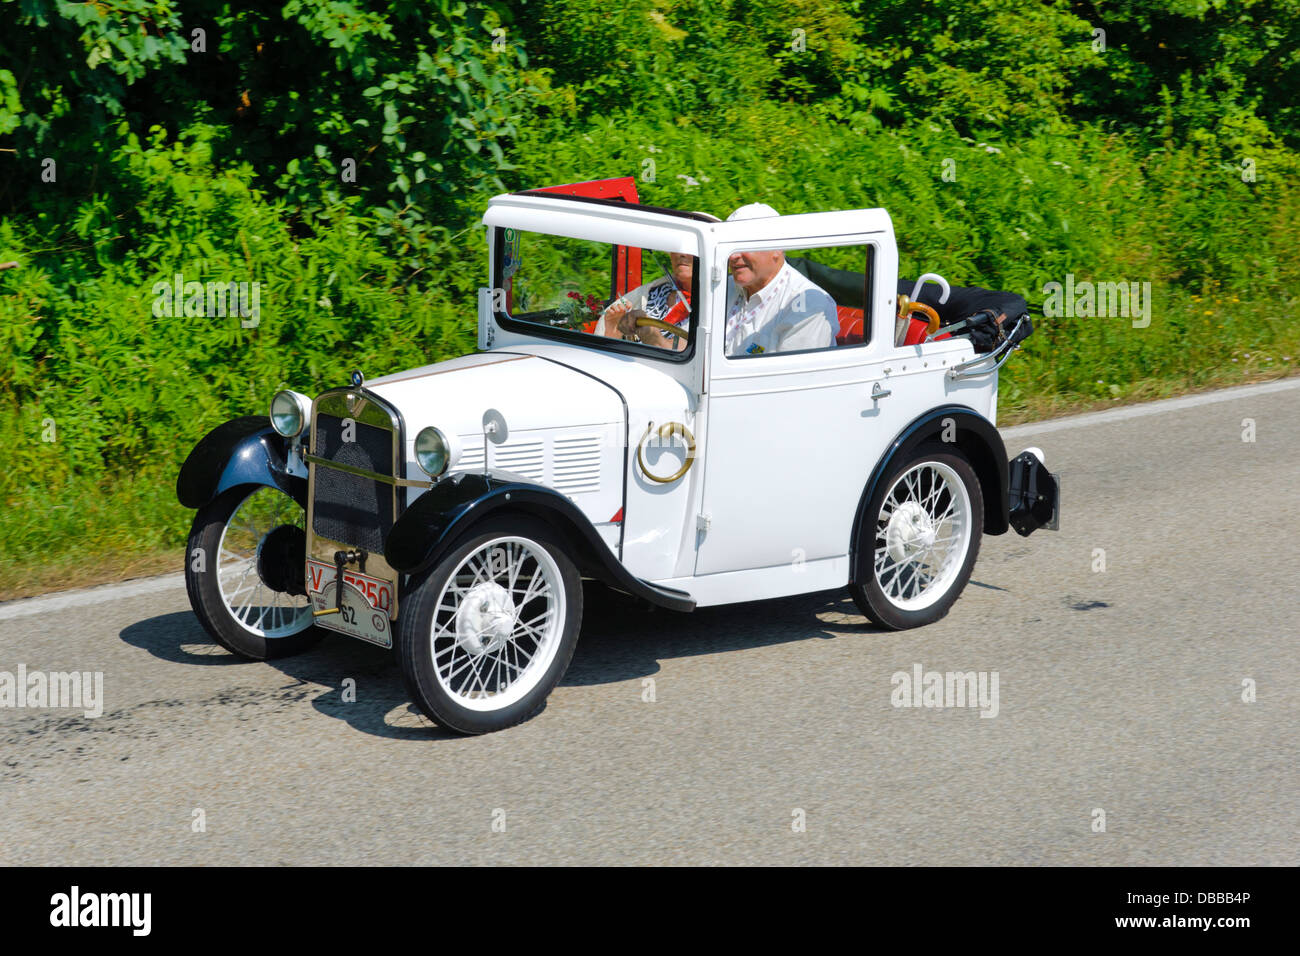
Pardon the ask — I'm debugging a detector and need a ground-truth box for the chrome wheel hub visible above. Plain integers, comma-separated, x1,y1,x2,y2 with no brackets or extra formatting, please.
454,581,519,655
885,501,936,562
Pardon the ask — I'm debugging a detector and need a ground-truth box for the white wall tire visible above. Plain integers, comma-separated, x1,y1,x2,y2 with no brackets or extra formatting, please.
397,515,582,734
849,445,983,630
184,485,324,659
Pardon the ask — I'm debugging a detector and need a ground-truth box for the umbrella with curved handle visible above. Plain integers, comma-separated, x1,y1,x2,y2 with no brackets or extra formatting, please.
910,272,950,305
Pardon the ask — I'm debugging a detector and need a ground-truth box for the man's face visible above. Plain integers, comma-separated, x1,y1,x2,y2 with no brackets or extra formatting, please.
669,252,694,287
728,250,784,294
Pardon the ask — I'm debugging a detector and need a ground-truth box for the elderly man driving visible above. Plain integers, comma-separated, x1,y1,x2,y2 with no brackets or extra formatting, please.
724,203,838,356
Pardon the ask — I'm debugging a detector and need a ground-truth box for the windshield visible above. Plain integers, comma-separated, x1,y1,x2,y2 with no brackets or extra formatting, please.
494,228,698,358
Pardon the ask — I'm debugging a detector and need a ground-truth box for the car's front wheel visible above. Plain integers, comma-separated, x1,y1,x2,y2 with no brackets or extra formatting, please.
849,444,983,630
397,515,582,734
184,484,324,659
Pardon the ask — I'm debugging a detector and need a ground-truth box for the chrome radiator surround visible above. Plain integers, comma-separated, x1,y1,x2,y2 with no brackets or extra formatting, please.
305,387,407,619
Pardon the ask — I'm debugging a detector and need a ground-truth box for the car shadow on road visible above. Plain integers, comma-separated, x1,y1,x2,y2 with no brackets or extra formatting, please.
118,585,882,742
565,583,874,687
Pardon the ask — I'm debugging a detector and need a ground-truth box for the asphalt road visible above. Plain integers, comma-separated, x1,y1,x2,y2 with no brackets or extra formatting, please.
2,381,1297,865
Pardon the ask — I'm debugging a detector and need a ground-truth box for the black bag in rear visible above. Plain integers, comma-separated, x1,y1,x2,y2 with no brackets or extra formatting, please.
899,280,1032,353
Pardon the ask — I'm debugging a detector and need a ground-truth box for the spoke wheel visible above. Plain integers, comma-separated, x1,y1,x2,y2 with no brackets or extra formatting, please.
399,516,582,734
875,460,971,611
850,446,983,630
185,485,324,659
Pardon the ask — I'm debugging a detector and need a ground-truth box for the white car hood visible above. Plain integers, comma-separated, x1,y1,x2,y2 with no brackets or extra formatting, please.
366,352,622,439
486,344,697,420
365,347,696,440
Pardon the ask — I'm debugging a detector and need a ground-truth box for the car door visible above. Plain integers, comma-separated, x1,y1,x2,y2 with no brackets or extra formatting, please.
693,224,922,580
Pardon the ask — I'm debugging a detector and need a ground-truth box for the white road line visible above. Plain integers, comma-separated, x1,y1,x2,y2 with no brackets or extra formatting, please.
1001,377,1300,440
0,573,186,621
2,376,1296,620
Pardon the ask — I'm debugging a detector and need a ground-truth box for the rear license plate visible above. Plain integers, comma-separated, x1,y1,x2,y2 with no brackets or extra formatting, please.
306,560,394,648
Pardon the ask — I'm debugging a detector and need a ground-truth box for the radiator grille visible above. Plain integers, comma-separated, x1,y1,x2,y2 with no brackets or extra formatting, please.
311,412,394,552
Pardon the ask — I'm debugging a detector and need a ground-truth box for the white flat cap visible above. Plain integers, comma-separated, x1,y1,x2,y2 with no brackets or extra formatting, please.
726,202,780,222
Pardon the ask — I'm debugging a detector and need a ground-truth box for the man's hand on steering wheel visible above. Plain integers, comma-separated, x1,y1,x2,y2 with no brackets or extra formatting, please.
612,307,687,350
616,308,664,344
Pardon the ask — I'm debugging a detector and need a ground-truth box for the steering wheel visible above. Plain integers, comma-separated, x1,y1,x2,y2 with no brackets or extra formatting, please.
634,316,686,338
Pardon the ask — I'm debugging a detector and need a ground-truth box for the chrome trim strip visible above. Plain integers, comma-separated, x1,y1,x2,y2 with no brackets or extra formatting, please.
369,354,532,387
304,454,435,488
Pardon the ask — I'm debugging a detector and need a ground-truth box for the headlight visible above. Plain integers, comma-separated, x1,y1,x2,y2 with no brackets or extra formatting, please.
415,426,460,477
270,389,310,438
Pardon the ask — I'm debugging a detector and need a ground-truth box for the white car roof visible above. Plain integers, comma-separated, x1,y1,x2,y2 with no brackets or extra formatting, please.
483,192,892,252
484,193,705,254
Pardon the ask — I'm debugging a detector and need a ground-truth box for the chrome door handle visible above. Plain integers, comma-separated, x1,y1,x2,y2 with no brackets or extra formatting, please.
871,382,892,400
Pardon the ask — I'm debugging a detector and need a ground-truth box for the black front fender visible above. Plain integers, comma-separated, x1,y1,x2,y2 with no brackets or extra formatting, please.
176,415,307,509
384,472,695,612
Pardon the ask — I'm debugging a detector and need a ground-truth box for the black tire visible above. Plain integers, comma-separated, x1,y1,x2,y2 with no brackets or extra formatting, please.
849,444,983,630
184,484,325,660
397,515,582,735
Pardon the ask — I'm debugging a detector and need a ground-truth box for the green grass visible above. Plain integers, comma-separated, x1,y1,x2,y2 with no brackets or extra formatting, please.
0,467,185,599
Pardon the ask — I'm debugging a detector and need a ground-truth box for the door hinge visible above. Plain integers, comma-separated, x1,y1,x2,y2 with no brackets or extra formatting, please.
696,513,711,532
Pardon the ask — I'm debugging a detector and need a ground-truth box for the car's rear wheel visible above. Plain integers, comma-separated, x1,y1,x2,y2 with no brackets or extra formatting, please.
185,484,324,659
397,516,582,735
849,444,983,630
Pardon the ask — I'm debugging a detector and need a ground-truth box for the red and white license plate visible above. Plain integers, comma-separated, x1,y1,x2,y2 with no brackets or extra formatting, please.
306,560,394,648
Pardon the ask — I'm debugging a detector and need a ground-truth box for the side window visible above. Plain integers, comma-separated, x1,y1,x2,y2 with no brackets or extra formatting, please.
725,243,874,358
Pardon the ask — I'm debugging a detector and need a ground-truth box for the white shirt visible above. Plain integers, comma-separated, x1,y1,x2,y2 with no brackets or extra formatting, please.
724,261,838,356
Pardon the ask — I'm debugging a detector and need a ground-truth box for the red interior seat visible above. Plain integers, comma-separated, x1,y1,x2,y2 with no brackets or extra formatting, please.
836,306,864,346
837,305,951,346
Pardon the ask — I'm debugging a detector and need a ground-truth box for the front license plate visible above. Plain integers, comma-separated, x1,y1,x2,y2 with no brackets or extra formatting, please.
306,559,394,648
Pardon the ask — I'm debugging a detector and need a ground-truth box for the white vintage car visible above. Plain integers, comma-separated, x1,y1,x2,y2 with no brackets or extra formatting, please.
177,177,1059,734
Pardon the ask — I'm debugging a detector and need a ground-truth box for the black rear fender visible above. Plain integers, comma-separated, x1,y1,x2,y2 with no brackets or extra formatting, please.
850,406,1009,583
